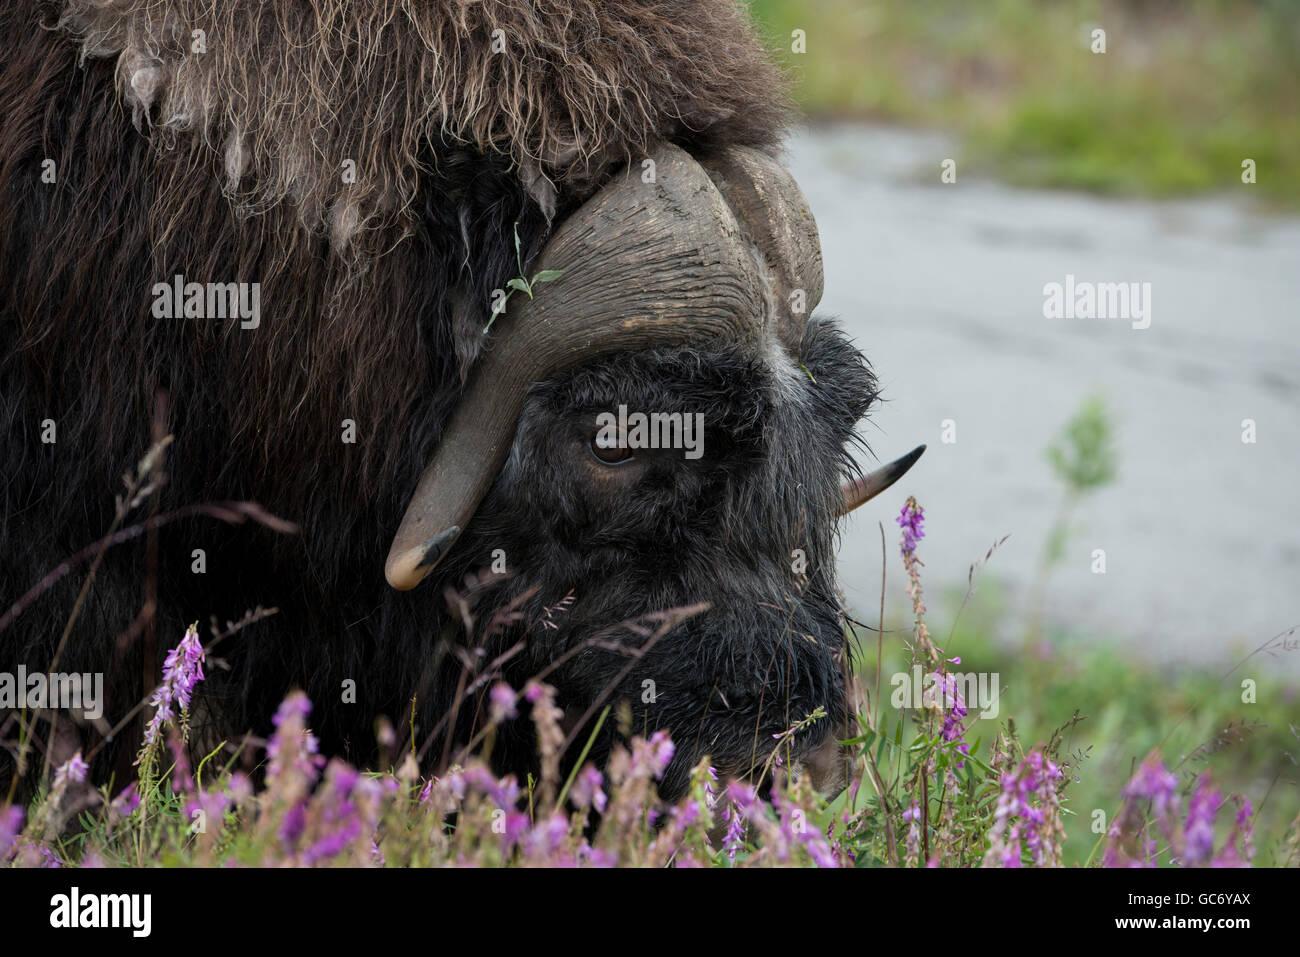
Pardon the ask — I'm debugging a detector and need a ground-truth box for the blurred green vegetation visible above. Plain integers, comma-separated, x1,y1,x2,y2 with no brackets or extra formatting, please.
748,0,1300,205
1046,396,1117,496
852,393,1298,866
860,580,1300,866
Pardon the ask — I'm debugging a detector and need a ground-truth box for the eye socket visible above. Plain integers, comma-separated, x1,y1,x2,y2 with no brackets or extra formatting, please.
590,432,634,466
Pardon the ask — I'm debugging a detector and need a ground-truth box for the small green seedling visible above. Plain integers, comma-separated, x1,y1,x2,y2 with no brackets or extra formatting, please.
483,222,565,333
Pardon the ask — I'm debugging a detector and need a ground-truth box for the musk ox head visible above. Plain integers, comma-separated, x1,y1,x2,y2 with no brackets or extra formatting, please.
387,145,923,797
11,0,925,801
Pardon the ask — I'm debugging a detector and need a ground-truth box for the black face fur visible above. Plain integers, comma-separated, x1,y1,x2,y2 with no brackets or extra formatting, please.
444,321,880,798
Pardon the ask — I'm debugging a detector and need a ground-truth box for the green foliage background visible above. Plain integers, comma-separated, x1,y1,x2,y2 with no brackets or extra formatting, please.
744,0,1299,866
748,0,1300,205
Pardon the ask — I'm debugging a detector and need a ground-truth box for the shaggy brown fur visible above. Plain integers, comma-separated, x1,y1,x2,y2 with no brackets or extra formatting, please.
1,0,793,783
60,0,788,248
22,0,790,505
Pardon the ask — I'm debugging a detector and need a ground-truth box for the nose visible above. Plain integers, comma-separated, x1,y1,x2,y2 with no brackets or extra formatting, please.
799,724,853,798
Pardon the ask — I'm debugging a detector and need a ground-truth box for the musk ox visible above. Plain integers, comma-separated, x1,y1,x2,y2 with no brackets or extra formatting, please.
0,0,921,800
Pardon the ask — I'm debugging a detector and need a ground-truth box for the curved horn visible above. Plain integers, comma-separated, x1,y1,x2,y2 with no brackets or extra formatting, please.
387,143,820,590
700,147,823,354
841,445,927,515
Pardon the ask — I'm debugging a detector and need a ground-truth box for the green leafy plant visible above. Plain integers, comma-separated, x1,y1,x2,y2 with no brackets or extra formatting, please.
1026,395,1117,643
482,222,565,334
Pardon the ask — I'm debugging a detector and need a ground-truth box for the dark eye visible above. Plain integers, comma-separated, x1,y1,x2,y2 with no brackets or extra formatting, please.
590,433,634,465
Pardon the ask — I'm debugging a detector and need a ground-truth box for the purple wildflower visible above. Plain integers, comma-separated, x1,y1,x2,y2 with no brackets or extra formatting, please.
142,623,206,747
673,800,701,831
184,790,233,833
290,761,394,867
703,766,720,811
726,780,757,809
1124,757,1180,825
928,671,970,767
1182,774,1220,866
0,805,24,860
983,749,1065,867
1104,757,1253,868
489,682,518,722
1230,797,1255,864
898,495,940,662
279,800,308,850
443,770,468,802
790,808,839,869
524,812,571,863
570,764,608,813
902,802,922,866
722,781,756,863
460,765,521,809
108,783,140,823
1103,756,1182,867
266,692,325,799
803,835,838,868
272,690,313,728
327,761,361,799
227,773,254,806
53,751,89,789
638,729,676,780
580,845,618,868
722,806,746,863
501,811,530,850
301,816,363,865
897,497,925,557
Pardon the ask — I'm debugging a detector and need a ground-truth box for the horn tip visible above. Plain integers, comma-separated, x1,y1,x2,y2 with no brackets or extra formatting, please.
384,525,461,590
840,443,928,515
